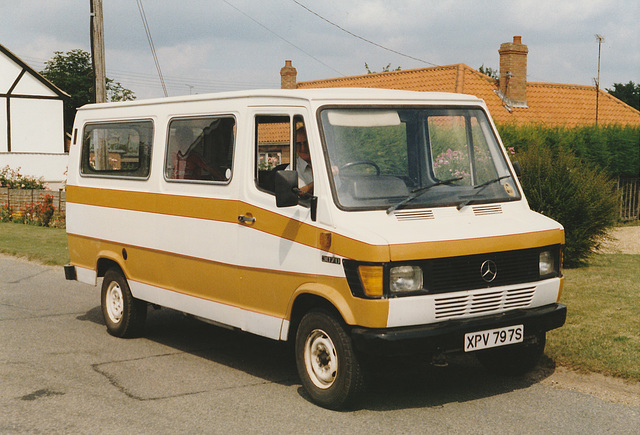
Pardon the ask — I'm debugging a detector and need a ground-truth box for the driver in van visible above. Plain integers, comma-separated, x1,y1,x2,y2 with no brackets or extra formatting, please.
288,125,313,194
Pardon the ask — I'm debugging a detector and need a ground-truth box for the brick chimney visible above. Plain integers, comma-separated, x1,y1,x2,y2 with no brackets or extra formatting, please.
498,36,528,106
280,60,297,89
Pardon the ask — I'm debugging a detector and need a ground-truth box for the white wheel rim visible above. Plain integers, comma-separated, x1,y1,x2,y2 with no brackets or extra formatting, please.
304,329,338,389
105,281,124,323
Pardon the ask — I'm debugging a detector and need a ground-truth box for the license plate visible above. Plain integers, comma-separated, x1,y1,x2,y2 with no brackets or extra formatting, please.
464,325,524,352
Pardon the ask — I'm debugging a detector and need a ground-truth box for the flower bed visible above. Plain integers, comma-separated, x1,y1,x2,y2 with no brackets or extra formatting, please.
0,166,65,228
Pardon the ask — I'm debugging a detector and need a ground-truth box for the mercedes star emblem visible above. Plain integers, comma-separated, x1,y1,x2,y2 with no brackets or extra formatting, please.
480,260,497,282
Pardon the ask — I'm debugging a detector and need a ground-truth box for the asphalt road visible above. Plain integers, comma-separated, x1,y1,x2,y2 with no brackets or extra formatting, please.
1,255,639,434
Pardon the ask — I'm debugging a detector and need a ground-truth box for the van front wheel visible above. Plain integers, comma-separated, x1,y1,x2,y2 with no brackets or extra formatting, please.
295,309,364,409
101,268,147,338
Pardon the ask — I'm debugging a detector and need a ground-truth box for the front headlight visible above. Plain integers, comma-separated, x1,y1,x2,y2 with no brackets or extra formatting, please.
390,265,423,293
539,250,555,277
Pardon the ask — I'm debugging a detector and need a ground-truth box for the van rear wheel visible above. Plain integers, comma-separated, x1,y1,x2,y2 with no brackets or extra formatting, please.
101,268,147,338
295,309,364,409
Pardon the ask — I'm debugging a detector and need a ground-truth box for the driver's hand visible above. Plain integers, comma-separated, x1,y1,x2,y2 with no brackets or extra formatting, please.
300,181,314,195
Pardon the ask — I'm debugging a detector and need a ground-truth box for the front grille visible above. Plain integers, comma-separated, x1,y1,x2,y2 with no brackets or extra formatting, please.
421,247,551,293
343,245,561,300
434,286,535,319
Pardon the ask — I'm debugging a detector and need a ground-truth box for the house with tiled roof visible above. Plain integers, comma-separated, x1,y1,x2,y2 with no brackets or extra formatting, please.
281,36,640,127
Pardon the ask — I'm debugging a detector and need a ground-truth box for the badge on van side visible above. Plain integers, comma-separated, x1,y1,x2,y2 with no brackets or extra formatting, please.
322,255,341,265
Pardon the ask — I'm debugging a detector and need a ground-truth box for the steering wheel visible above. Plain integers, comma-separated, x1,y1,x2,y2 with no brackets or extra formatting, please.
340,161,381,176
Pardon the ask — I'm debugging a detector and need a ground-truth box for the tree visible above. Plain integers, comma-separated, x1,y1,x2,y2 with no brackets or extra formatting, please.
364,62,401,74
478,64,499,79
606,81,640,110
40,49,135,133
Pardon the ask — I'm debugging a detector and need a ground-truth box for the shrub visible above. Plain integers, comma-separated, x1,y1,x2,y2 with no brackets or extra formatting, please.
0,165,46,189
498,124,640,178
0,194,57,227
1,204,13,222
32,194,56,227
512,142,619,267
49,211,66,229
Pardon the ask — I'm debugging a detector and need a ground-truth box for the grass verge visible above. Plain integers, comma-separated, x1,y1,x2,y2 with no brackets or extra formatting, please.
0,222,69,265
546,254,640,381
0,222,638,381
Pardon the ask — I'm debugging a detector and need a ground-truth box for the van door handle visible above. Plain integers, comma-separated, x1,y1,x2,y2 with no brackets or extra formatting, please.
238,215,256,224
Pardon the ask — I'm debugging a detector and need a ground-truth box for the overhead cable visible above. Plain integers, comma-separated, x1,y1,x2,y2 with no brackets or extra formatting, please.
136,0,168,96
221,0,344,76
292,0,438,67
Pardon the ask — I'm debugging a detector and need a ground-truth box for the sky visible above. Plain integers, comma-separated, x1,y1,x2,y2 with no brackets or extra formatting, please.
2,0,639,100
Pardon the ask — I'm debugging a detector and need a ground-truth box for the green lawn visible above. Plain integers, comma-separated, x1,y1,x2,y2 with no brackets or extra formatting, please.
1,222,638,381
0,222,69,265
546,254,640,380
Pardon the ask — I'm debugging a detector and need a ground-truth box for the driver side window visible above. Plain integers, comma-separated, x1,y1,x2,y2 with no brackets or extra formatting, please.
255,115,309,194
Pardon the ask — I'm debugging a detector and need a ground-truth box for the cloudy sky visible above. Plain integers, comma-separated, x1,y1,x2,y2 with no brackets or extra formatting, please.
2,0,638,100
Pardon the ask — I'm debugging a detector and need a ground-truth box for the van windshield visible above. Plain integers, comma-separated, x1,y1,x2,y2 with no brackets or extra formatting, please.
319,107,520,211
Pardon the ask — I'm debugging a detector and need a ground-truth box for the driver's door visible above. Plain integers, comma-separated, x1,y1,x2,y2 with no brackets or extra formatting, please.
236,111,318,339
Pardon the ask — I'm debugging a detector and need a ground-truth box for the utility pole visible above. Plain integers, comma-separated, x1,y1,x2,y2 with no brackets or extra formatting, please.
90,0,107,103
595,34,605,126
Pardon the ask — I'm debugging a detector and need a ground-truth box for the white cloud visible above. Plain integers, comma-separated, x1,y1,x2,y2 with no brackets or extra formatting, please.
2,0,637,99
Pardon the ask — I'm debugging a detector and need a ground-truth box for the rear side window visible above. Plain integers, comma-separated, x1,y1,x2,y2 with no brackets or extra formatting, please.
81,120,153,178
165,116,235,183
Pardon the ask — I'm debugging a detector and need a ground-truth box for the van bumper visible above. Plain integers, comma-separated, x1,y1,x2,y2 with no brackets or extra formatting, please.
64,264,77,281
350,303,566,355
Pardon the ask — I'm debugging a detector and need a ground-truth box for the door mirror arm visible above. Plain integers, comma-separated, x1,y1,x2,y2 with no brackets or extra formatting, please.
274,170,318,222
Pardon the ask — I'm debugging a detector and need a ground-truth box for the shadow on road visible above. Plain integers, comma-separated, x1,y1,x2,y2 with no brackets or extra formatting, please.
78,305,555,410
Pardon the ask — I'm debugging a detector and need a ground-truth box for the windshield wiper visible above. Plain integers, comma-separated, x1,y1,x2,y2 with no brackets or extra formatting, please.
387,176,463,214
456,175,511,211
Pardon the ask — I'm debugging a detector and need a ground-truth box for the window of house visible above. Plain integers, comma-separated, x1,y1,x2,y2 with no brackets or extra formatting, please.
81,120,153,178
165,116,235,183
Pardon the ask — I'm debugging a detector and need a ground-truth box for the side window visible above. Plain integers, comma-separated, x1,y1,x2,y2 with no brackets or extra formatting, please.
255,115,310,194
81,120,153,178
165,116,235,182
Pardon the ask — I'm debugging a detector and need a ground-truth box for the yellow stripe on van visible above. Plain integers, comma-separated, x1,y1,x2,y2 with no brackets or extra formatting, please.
67,185,239,223
67,185,391,262
67,233,390,328
388,229,565,261
68,185,563,263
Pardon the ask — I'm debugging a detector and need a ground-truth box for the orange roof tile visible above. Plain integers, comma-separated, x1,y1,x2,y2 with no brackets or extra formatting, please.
257,122,289,144
297,64,640,127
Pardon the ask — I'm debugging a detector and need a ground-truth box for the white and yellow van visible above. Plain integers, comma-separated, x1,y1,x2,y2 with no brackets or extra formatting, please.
64,88,565,409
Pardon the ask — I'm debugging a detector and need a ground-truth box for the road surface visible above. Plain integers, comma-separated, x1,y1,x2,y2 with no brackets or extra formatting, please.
1,255,638,433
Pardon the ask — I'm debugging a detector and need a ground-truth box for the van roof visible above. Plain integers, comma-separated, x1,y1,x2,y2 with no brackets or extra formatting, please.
77,88,484,111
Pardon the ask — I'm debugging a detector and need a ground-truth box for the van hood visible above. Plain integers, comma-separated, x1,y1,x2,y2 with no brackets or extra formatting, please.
332,203,564,262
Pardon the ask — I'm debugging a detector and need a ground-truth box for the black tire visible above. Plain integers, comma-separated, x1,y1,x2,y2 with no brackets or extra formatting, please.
101,268,147,338
476,331,546,375
295,309,365,410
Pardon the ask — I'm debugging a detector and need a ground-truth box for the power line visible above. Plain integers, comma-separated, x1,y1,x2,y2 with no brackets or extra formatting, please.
21,53,277,95
221,0,344,76
136,0,168,96
291,0,437,67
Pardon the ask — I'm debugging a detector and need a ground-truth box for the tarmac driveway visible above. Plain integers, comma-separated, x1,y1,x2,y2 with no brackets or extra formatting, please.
1,255,639,433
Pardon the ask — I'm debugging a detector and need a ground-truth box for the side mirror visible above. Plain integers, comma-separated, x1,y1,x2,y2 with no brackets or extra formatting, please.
274,170,299,207
512,161,522,179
